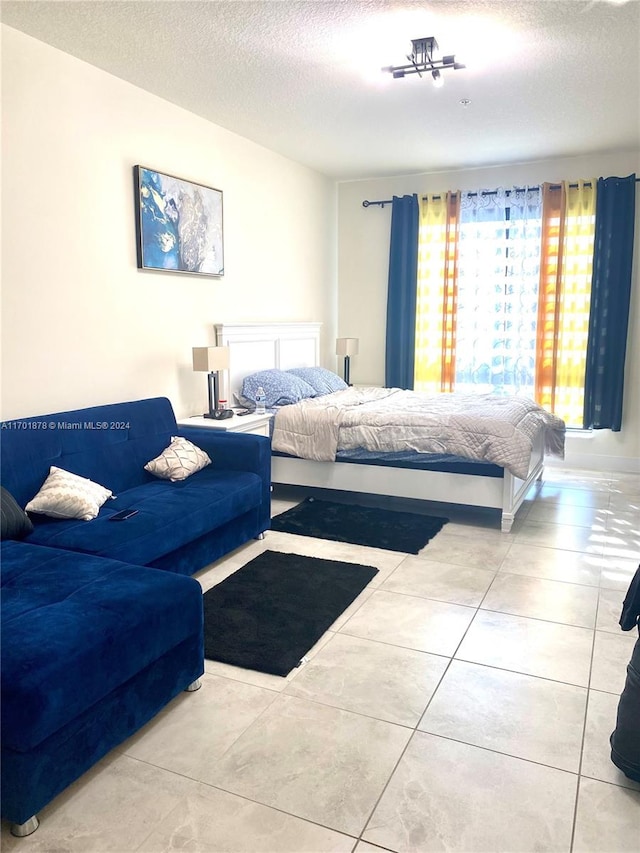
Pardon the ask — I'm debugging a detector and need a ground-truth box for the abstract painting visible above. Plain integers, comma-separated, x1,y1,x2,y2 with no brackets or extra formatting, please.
134,166,224,276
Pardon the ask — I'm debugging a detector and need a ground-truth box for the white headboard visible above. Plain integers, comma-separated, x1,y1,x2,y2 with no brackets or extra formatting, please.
215,322,321,401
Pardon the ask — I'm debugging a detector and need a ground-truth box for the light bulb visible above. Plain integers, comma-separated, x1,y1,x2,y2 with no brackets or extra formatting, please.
432,70,444,88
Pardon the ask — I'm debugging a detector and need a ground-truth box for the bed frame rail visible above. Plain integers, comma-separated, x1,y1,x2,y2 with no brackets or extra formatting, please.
273,428,544,533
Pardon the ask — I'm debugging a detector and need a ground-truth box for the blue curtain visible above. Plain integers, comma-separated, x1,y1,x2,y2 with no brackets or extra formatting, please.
583,174,636,431
385,194,419,388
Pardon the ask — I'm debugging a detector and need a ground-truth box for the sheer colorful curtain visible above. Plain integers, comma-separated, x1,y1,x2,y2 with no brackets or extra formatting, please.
413,181,597,426
536,181,596,425
414,193,459,392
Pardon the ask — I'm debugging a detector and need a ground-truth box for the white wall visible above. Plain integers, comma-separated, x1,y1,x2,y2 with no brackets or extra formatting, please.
1,26,337,420
338,152,640,471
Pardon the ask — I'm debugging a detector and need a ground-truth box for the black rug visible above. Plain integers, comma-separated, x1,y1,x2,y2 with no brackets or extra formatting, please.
202,550,378,676
270,498,448,554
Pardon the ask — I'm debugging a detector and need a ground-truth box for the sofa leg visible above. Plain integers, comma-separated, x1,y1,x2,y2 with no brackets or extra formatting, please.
11,816,39,837
256,532,266,540
184,678,202,692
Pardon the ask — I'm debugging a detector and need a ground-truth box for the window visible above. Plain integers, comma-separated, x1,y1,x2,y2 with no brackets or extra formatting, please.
414,182,596,427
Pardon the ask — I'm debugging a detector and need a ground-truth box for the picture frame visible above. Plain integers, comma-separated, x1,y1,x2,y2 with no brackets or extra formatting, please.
133,165,224,276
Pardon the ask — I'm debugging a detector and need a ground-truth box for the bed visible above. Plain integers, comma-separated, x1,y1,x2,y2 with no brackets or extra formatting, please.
215,322,565,532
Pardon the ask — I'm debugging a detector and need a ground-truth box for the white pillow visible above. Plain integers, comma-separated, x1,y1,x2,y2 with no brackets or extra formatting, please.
144,436,211,482
25,466,113,521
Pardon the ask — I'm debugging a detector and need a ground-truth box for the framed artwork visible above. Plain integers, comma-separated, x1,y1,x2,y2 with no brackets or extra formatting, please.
134,165,224,276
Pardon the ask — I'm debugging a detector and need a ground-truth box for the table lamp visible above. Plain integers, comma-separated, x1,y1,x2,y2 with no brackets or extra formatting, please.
336,337,359,385
192,346,231,419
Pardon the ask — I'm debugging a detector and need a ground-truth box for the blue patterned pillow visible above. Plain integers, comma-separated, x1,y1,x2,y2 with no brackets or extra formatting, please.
241,369,316,408
287,367,348,396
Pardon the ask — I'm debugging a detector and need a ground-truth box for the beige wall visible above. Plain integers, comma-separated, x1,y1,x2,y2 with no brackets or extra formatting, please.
338,152,640,472
1,26,337,421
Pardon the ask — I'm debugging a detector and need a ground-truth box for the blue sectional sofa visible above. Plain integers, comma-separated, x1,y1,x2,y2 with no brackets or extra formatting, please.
1,396,271,574
1,397,272,835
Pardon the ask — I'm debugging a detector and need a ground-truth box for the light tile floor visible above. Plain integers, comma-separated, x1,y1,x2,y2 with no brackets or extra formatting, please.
2,468,639,852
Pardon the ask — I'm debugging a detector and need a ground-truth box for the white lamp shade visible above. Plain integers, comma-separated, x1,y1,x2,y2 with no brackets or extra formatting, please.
192,346,230,372
336,337,359,357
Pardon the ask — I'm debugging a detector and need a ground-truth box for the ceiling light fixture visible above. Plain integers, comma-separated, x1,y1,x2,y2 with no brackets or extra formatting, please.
382,37,465,87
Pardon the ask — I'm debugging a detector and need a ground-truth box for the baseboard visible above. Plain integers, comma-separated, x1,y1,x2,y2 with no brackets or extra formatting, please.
545,452,640,474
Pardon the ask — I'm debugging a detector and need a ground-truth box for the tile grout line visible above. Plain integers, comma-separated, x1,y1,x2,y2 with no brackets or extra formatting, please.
402,728,583,777
497,567,603,590
477,604,596,631
568,609,600,852
123,752,361,850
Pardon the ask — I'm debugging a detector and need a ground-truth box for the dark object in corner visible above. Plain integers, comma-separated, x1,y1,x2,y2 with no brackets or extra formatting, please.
610,565,640,783
0,487,34,540
619,565,640,630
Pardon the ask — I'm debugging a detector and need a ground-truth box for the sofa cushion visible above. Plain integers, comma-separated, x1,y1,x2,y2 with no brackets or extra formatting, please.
0,540,203,752
144,436,211,482
0,487,34,540
25,466,113,521
0,398,179,508
25,468,262,566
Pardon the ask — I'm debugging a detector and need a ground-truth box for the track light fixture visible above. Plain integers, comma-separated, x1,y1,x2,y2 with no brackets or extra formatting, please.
382,37,465,87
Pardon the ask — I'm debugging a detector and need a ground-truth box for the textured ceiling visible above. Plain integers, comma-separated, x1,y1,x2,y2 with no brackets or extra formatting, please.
2,0,639,179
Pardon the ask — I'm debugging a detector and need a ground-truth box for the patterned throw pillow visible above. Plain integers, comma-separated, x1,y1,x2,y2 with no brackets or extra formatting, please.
25,467,113,521
241,369,316,408
287,367,348,396
144,436,211,482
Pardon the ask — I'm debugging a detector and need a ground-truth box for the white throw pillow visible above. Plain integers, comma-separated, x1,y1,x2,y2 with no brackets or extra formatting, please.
144,436,211,482
25,466,113,521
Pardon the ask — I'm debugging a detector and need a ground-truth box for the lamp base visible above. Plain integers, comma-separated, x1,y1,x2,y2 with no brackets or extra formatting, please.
203,409,234,421
202,372,233,420
343,355,351,386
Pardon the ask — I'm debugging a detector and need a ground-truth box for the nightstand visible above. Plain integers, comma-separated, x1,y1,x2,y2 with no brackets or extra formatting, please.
177,411,273,437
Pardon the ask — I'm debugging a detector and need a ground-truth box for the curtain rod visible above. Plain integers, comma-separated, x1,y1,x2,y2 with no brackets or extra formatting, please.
362,177,640,208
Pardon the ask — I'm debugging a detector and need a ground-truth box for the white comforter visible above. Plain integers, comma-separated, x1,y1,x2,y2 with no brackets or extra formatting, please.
271,387,566,480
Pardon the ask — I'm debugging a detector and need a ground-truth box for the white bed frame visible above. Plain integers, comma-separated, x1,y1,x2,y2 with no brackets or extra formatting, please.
215,322,544,532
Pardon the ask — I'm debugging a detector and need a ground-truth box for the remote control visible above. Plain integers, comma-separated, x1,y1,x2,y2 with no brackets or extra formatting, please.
109,509,139,521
